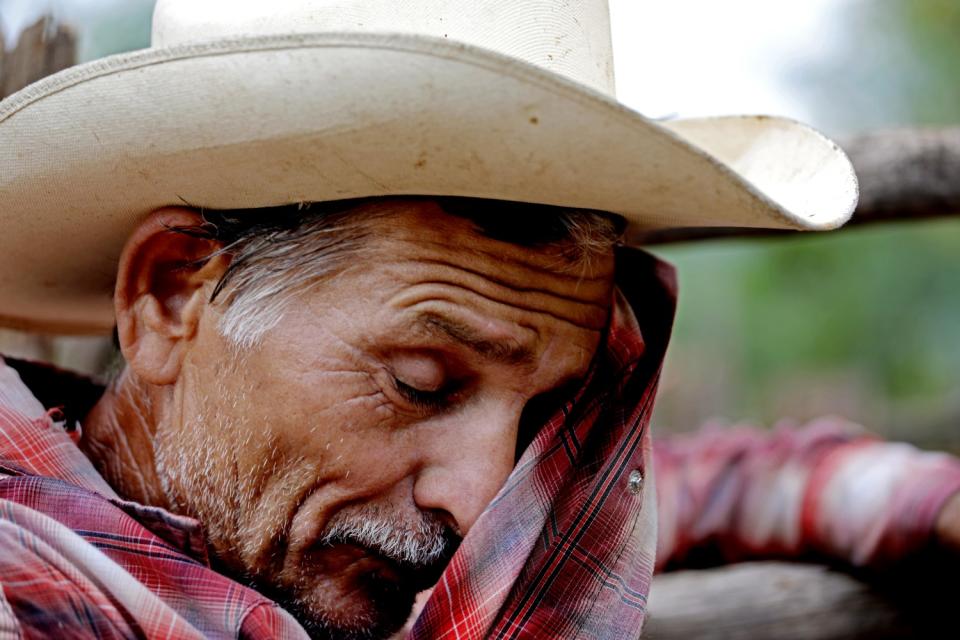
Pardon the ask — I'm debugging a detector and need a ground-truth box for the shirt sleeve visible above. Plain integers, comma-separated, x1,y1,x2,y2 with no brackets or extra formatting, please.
0,358,46,421
652,417,960,571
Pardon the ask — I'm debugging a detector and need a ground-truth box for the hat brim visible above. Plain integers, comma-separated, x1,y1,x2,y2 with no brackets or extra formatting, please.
0,32,857,334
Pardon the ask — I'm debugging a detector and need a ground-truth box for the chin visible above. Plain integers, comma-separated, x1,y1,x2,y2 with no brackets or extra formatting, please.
274,572,419,640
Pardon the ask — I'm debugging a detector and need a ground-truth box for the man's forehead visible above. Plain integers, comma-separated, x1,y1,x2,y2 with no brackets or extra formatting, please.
360,198,619,282
341,200,617,342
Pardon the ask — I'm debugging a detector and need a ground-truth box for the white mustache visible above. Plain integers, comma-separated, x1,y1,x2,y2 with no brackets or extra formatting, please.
318,511,455,568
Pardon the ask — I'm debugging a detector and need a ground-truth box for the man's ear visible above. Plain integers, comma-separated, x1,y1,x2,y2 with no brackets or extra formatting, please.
115,207,230,385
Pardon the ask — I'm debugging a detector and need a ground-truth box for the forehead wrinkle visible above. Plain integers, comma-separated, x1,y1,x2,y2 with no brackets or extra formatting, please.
396,257,610,311
462,242,612,285
389,284,608,332
377,231,615,284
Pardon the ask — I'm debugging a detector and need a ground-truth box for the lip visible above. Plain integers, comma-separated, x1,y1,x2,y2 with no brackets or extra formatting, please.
361,546,405,583
314,540,447,592
314,540,410,581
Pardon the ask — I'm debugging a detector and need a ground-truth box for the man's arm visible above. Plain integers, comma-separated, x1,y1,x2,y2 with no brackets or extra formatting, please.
652,418,960,571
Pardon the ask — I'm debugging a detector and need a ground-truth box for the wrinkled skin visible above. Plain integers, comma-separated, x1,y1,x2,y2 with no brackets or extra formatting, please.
81,200,616,638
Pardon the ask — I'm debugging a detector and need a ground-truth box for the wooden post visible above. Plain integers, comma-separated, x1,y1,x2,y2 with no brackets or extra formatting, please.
0,15,77,99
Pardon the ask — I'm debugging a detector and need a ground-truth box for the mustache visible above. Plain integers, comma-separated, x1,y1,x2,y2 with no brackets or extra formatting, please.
317,507,461,573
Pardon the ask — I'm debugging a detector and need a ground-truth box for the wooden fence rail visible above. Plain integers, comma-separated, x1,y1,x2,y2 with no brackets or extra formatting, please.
636,127,960,244
645,561,954,640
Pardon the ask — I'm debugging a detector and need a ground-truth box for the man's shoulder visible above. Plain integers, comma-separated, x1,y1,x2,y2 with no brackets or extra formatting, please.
0,355,117,495
0,448,305,639
0,357,309,638
0,355,105,426
0,355,48,420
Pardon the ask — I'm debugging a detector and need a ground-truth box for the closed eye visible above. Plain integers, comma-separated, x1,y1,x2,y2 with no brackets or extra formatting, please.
392,376,454,411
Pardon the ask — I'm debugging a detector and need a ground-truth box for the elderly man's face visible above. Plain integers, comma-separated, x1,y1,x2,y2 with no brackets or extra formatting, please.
120,201,615,638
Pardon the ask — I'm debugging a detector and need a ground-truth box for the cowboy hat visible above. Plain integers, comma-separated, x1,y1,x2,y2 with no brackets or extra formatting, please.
0,0,858,334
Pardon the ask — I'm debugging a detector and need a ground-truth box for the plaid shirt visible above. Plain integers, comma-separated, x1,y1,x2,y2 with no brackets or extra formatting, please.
0,362,309,638
3,249,960,639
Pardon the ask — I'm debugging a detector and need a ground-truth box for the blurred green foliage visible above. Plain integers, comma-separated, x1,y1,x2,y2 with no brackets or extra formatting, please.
654,0,960,446
653,220,960,447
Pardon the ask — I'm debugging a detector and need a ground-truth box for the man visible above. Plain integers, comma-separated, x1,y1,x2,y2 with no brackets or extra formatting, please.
1,1,959,639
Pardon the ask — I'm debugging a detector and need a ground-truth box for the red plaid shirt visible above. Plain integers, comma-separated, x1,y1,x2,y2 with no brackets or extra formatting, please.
0,365,309,638
3,249,960,639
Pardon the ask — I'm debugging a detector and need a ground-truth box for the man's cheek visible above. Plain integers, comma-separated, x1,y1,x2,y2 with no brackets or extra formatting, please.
272,368,389,423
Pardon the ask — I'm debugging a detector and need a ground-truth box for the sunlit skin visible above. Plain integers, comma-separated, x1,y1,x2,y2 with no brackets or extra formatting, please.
79,200,617,638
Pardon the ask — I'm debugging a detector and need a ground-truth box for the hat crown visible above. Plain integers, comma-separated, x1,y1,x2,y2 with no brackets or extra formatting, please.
152,0,615,94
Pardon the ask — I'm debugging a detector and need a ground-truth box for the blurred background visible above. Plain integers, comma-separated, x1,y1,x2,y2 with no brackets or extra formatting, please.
1,0,958,450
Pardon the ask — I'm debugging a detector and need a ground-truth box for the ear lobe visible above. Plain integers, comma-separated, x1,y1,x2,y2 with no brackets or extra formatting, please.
115,207,228,385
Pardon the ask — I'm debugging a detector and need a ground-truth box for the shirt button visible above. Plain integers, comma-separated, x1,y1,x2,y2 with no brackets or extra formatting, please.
627,469,644,495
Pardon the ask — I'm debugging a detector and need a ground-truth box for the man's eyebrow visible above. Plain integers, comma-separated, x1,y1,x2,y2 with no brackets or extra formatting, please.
413,313,536,365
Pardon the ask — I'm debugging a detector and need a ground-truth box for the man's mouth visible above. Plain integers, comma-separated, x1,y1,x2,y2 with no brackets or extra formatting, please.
317,536,458,593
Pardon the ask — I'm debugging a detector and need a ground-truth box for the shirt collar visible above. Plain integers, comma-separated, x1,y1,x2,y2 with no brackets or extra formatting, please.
0,355,210,563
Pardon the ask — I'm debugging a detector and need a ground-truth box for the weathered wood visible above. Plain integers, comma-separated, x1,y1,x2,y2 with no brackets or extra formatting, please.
637,127,960,244
0,16,77,99
847,127,960,222
645,562,921,640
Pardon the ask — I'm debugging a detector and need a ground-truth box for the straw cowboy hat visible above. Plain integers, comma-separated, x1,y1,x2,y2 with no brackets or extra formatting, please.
0,0,858,334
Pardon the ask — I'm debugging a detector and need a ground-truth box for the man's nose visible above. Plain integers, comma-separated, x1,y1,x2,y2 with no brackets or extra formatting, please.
412,401,520,536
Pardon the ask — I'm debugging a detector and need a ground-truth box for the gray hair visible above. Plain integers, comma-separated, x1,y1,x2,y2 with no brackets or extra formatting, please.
172,197,624,349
